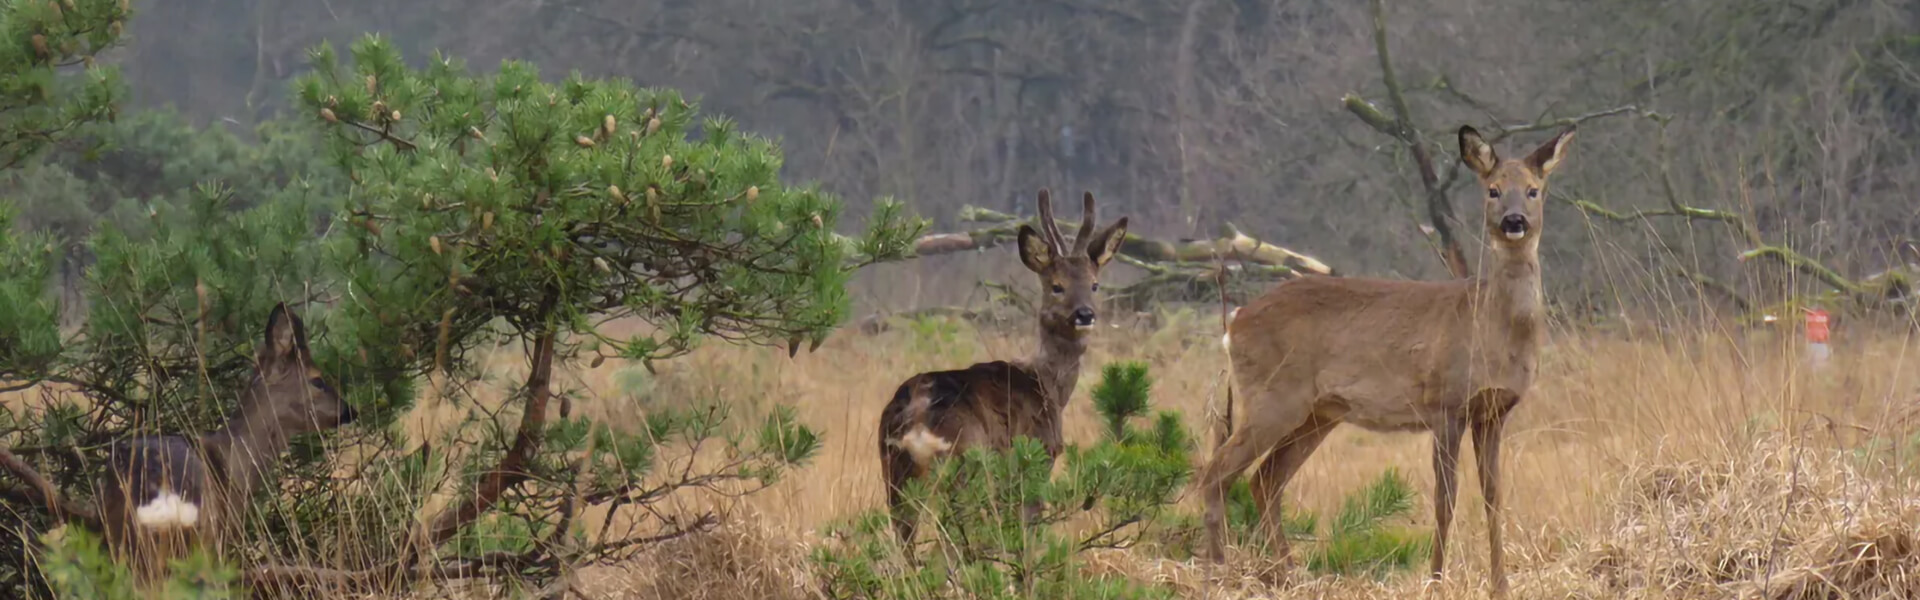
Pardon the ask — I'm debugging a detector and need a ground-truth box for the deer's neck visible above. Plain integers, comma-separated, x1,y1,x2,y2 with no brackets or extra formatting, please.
1031,327,1088,409
1478,248,1545,341
200,411,290,504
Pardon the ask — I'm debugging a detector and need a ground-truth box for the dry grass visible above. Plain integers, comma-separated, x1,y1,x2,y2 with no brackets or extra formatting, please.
10,307,1919,599
486,312,1920,599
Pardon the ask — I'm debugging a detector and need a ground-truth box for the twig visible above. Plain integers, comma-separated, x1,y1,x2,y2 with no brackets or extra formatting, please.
1076,515,1143,551
582,513,718,557
336,117,419,151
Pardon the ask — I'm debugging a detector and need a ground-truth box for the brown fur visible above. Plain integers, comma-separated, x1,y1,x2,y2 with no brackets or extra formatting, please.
1196,125,1576,596
878,189,1127,546
97,302,356,578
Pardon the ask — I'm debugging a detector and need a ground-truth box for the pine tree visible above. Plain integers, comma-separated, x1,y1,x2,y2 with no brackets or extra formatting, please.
0,0,127,383
285,37,918,581
0,32,923,594
0,0,127,169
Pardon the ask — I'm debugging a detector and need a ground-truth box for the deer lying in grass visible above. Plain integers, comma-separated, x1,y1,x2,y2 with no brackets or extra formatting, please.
878,189,1127,545
98,303,356,576
1197,125,1576,596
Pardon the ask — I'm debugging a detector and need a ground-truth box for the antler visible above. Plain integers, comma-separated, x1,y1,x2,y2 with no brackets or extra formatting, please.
1036,189,1066,255
1071,192,1098,254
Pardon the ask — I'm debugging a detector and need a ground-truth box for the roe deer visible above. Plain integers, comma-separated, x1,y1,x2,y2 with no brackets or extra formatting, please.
1196,125,1575,596
98,302,356,576
878,189,1127,545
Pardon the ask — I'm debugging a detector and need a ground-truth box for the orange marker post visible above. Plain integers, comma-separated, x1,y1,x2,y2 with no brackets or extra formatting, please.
1804,308,1831,368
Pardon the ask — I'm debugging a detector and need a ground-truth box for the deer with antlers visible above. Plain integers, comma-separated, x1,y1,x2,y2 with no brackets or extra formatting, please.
96,303,357,577
878,189,1128,545
1197,125,1576,596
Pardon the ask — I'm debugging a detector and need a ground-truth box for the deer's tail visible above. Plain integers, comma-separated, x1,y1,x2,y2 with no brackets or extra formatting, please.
1211,307,1239,450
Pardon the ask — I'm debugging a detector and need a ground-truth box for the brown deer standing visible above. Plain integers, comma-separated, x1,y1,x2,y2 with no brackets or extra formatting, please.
878,189,1127,545
98,303,356,577
1196,125,1575,596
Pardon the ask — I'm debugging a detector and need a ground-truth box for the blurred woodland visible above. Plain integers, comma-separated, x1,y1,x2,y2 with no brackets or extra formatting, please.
18,0,1920,317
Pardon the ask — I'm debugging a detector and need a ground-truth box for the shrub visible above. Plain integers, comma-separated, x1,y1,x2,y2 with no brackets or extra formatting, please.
37,528,236,600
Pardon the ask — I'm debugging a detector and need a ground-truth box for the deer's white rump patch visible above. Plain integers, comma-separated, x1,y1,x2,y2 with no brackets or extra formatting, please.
135,492,199,529
888,425,954,468
1221,307,1239,351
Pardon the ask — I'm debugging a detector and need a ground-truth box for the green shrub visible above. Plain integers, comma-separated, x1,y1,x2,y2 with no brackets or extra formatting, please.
1305,468,1428,577
37,528,237,600
1213,456,1427,579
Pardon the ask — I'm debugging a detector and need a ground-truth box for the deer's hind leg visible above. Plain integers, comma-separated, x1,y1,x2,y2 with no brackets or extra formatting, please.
1248,414,1338,563
1198,386,1316,563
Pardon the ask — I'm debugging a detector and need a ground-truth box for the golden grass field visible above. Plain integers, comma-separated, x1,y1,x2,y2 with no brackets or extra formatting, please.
8,275,1920,599
501,308,1920,600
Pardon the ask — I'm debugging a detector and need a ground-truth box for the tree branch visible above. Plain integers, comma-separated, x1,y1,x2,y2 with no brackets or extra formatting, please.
952,207,1334,274
1488,105,1644,141
1347,0,1470,278
1558,111,1871,308
422,295,558,546
1738,246,1864,296
0,446,101,531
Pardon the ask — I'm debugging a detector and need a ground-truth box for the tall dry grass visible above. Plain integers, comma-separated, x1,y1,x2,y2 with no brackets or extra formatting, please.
523,310,1920,599
10,303,1918,599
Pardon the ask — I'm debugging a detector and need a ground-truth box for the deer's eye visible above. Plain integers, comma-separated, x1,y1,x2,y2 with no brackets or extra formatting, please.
1091,283,1100,292
1488,188,1501,199
1051,284,1065,294
1526,188,1539,199
310,377,329,390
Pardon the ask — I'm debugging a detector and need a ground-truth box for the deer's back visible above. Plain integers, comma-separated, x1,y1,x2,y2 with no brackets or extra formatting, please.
879,361,1057,472
1229,276,1485,430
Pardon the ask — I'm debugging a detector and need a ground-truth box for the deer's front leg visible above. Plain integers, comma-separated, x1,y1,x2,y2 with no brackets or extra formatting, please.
1429,415,1467,583
1474,406,1515,597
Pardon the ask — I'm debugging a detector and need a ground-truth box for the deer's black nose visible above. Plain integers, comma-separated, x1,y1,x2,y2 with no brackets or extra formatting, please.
1072,307,1096,328
1499,214,1530,239
338,402,358,426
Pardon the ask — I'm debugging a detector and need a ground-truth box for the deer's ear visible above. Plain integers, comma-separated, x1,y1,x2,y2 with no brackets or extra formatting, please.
1524,127,1576,177
260,303,307,363
1016,225,1053,273
1087,217,1128,268
1457,125,1499,179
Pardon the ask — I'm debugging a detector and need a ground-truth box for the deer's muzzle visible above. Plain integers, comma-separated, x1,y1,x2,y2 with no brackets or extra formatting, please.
1499,214,1530,240
1072,307,1097,330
